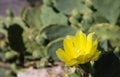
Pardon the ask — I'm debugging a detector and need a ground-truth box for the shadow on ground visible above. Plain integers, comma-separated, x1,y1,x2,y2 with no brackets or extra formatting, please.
94,52,120,77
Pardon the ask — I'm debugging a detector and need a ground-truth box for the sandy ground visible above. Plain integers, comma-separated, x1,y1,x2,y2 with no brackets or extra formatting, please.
0,0,29,16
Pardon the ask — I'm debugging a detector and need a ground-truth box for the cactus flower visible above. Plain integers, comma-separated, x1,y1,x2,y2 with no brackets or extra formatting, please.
56,31,101,66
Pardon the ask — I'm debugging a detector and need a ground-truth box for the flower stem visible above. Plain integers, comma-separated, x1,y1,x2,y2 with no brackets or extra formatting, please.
78,66,89,77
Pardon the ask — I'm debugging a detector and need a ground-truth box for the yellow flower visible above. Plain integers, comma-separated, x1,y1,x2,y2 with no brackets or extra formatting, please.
56,31,101,66
64,74,69,77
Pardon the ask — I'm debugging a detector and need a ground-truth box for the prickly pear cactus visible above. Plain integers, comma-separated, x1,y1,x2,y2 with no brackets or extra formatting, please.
92,0,120,24
0,0,120,77
89,23,120,48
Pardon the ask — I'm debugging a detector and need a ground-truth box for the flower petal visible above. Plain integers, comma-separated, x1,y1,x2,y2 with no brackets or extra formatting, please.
77,54,86,64
85,32,95,53
86,39,98,59
67,59,80,66
56,48,70,62
64,36,77,58
76,31,87,51
91,50,101,61
90,39,98,55
93,39,98,50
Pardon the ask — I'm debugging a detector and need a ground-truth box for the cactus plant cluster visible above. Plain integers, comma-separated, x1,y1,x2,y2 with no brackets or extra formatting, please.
0,0,120,77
